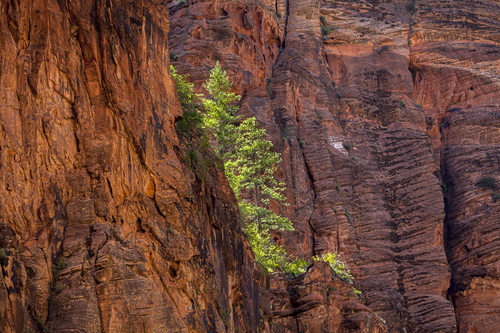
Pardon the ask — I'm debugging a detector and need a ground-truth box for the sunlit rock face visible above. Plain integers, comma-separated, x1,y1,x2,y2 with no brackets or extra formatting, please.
169,0,500,331
0,1,260,332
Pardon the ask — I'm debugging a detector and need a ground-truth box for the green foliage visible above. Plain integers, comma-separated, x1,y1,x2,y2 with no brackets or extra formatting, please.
352,287,362,299
492,192,500,202
171,65,202,138
200,62,298,274
171,65,218,181
169,51,178,61
53,257,68,279
0,248,6,260
400,99,406,107
377,45,390,53
342,142,353,151
277,12,282,18
477,176,497,190
441,183,448,194
319,15,326,25
322,25,333,36
406,3,415,12
313,252,354,283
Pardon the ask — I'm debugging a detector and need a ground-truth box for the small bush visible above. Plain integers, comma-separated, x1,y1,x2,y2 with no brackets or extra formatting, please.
320,15,326,25
378,45,390,53
492,192,500,202
322,25,333,36
406,3,415,12
400,99,406,107
169,51,178,61
350,156,359,162
313,252,353,283
53,257,68,279
477,176,497,190
277,12,282,18
352,287,362,298
0,248,6,260
342,142,353,151
441,183,448,194
416,103,422,108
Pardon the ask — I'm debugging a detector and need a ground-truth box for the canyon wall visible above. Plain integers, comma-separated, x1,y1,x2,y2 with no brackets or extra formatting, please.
0,0,261,332
1,0,499,332
168,0,500,331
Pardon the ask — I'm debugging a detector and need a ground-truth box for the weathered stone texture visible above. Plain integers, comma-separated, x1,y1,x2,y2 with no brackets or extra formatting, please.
0,1,259,332
168,0,500,331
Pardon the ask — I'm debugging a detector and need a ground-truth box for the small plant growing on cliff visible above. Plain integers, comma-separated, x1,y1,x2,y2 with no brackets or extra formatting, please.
492,192,500,202
320,15,326,25
169,51,178,61
406,3,415,12
53,257,68,279
0,248,6,260
400,99,406,107
277,12,282,18
342,142,353,151
352,287,362,299
313,252,354,283
377,45,390,53
477,176,497,191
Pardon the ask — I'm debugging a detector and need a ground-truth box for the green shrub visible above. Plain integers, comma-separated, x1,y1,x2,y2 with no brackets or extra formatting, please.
313,252,353,283
352,287,362,298
400,99,406,107
169,51,178,61
492,192,500,202
320,15,326,25
342,142,353,151
277,12,282,18
377,45,390,53
477,176,497,190
0,248,6,260
322,25,333,36
53,257,68,279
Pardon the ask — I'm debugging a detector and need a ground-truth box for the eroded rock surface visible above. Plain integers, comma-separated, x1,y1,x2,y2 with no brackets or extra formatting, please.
0,1,259,332
168,0,500,331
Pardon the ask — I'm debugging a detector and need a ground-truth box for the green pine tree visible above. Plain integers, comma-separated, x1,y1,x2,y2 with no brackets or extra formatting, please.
199,62,299,273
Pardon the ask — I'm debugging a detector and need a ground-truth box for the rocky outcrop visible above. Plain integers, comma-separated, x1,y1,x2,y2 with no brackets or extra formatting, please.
169,0,500,331
0,1,259,332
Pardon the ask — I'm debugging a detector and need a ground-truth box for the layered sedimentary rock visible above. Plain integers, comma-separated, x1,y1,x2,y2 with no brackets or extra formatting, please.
0,1,260,332
169,0,500,331
1,0,499,331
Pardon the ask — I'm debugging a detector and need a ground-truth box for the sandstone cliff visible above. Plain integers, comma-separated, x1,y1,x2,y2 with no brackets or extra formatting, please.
0,0,261,332
168,0,500,331
1,0,499,332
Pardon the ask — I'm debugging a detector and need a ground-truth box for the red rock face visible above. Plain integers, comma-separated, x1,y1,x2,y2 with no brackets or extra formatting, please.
169,0,500,331
0,1,259,332
1,0,499,331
